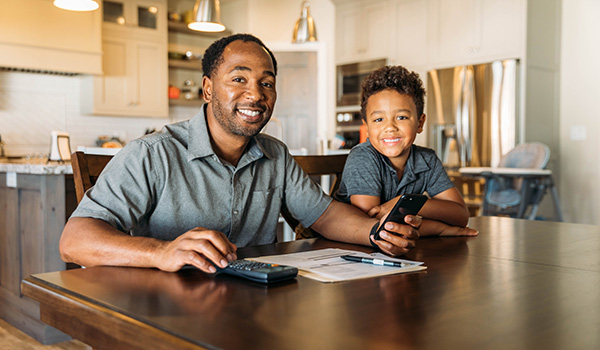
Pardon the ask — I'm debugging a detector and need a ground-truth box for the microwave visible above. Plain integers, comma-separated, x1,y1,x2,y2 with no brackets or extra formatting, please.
336,58,387,107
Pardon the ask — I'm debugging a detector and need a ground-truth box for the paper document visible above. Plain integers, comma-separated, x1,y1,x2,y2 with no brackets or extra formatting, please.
251,248,426,283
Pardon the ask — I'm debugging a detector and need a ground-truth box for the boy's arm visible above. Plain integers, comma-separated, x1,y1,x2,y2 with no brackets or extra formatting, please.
353,187,470,227
349,195,381,215
419,187,469,227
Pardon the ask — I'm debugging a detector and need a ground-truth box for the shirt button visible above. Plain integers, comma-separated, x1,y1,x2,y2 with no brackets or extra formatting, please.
233,210,239,215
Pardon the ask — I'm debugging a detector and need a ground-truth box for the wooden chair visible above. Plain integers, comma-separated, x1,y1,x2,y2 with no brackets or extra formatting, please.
283,154,348,240
71,151,113,204
292,154,348,195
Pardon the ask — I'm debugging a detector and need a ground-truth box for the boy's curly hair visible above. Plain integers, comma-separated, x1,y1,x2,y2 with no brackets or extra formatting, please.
360,66,425,120
202,33,278,78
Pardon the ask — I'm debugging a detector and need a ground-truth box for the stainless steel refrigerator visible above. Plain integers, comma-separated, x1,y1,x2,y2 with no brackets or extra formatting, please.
427,59,519,168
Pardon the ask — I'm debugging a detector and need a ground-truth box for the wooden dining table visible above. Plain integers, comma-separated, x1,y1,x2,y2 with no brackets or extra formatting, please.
22,216,600,350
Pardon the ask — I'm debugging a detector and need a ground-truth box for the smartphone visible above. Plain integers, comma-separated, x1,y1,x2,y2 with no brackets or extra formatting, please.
373,194,428,240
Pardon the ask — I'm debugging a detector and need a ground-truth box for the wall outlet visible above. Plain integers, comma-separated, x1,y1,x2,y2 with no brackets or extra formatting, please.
570,125,587,141
6,172,16,188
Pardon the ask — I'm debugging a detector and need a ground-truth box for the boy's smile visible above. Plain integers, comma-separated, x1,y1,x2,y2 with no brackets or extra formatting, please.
364,89,425,170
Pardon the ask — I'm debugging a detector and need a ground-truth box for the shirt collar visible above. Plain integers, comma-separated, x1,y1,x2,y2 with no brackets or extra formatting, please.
367,140,431,182
399,145,431,186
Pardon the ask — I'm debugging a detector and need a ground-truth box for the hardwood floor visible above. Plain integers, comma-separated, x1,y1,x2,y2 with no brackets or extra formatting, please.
0,319,90,350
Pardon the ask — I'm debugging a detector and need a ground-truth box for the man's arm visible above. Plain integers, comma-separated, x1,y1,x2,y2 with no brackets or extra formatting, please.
310,200,421,257
60,217,237,273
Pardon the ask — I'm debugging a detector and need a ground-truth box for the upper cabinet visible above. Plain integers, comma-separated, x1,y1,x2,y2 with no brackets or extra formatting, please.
0,0,101,74
334,0,526,69
81,0,169,117
428,0,526,67
390,0,429,70
102,0,167,37
335,0,392,64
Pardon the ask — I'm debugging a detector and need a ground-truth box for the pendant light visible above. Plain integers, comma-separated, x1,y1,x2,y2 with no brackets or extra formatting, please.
292,1,317,43
188,0,226,32
53,0,99,12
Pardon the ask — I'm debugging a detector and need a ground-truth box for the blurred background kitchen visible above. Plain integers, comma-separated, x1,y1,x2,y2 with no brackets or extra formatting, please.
0,0,598,225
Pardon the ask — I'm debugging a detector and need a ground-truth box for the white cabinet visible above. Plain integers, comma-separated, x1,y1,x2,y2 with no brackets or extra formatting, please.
0,0,101,74
82,0,168,117
335,0,391,64
390,0,428,69
82,36,167,117
428,0,525,67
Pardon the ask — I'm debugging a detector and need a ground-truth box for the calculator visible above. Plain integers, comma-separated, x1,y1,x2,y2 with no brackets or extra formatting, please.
219,259,298,284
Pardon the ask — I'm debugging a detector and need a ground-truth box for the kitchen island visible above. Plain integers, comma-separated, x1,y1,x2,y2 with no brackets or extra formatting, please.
0,159,77,344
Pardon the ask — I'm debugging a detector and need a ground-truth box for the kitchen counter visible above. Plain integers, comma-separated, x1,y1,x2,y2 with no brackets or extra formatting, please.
0,158,72,175
0,164,76,344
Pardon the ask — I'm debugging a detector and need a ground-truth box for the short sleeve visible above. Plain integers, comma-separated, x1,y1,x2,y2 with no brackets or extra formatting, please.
335,145,385,203
423,151,455,197
70,140,158,233
283,152,333,228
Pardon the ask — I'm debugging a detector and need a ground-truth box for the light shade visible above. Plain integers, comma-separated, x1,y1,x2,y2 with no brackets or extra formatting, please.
53,0,99,12
292,1,317,43
188,0,226,33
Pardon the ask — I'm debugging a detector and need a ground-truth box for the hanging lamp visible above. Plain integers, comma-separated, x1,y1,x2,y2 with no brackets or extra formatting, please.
292,1,317,43
53,0,99,12
188,0,226,32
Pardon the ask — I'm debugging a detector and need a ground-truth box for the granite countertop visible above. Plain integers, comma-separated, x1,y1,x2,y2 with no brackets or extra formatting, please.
0,158,73,175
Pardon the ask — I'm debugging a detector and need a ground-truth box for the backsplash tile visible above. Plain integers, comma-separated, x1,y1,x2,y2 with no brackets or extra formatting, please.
0,71,199,157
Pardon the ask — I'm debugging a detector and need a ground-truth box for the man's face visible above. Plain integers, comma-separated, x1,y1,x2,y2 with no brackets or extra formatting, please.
203,40,277,138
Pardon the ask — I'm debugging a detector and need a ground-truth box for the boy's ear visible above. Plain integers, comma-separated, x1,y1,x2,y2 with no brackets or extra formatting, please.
417,114,426,133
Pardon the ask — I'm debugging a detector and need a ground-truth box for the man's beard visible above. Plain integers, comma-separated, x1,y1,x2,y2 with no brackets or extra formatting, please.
212,95,271,138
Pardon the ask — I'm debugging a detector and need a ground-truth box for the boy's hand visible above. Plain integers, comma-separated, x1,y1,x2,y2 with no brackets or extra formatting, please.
370,215,421,256
367,200,395,220
439,225,479,236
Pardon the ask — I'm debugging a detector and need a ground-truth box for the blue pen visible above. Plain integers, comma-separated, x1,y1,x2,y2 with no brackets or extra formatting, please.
341,255,404,267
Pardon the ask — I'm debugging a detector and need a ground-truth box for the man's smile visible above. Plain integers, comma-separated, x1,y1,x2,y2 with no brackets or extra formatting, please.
236,106,266,123
238,108,261,117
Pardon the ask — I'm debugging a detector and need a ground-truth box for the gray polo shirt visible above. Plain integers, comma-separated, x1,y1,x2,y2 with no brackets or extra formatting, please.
334,141,454,203
72,106,332,247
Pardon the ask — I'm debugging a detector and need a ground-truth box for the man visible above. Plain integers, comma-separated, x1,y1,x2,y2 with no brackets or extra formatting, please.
60,34,421,274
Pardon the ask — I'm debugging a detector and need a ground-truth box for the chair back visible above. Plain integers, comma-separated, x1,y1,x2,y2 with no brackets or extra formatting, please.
485,142,551,214
499,142,550,169
292,154,348,194
71,151,113,204
283,154,348,239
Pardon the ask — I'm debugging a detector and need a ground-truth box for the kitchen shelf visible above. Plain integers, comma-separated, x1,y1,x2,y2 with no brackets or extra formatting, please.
336,125,362,132
169,98,204,107
167,21,232,37
168,59,202,71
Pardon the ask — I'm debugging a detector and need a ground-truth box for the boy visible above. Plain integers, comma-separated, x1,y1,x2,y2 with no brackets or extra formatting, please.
334,66,477,247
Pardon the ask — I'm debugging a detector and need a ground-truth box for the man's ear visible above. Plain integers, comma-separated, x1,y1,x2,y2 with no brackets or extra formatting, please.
417,114,426,133
202,76,212,102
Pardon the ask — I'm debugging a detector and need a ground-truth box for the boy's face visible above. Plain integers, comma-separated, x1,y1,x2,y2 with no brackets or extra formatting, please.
364,89,425,165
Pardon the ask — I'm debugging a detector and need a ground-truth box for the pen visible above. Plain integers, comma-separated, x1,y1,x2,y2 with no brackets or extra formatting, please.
340,255,405,267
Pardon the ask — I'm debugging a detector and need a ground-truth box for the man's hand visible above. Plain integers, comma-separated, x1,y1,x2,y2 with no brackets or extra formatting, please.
153,227,237,273
370,215,421,256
